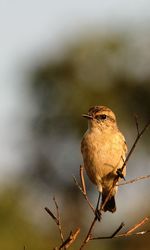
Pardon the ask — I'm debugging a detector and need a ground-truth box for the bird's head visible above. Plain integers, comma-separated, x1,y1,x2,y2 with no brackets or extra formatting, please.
82,106,117,130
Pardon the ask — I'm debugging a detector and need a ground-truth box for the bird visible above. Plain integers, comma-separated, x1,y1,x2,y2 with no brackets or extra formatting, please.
81,106,127,213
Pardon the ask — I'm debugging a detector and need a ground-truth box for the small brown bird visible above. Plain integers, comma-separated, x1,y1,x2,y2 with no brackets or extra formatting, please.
81,106,127,213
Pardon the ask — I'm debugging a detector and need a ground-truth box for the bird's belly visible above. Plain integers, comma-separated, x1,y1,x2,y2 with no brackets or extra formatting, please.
83,150,115,186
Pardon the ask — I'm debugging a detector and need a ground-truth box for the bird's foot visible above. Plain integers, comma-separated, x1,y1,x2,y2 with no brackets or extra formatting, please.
95,208,101,221
116,168,126,181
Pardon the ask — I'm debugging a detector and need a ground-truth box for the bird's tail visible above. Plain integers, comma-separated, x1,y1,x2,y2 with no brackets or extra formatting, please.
102,193,116,213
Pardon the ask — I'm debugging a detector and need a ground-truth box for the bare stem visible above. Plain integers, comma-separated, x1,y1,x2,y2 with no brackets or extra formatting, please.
45,207,58,223
123,217,149,236
73,176,95,214
121,120,150,173
100,176,117,211
134,114,140,135
118,174,150,186
91,222,125,240
59,228,80,250
45,197,66,250
53,197,65,245
80,165,86,194
91,217,149,240
79,217,97,250
116,230,150,238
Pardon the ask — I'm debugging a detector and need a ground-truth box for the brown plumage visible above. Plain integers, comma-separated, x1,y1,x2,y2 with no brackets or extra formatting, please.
81,106,127,212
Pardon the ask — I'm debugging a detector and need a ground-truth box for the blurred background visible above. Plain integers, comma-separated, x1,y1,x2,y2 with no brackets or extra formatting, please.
0,0,150,249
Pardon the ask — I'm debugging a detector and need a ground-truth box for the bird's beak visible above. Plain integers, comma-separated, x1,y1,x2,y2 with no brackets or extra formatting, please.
82,114,93,119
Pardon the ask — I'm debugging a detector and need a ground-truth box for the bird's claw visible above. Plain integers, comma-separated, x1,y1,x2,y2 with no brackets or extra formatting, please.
116,168,126,180
95,208,101,221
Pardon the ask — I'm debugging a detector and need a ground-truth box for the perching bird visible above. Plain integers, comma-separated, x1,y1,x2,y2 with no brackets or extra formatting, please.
81,106,127,213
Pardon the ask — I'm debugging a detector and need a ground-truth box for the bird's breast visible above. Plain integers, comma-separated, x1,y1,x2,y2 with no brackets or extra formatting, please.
81,129,125,185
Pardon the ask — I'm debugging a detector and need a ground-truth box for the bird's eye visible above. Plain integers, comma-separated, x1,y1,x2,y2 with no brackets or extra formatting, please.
95,114,107,120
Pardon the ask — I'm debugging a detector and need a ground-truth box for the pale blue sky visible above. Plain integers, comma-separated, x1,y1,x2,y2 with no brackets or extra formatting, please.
0,0,150,181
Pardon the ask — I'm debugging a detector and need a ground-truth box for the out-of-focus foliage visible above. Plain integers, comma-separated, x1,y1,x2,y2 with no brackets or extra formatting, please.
31,33,150,137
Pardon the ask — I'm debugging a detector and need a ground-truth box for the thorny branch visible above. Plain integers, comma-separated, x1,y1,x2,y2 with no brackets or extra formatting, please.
45,119,150,250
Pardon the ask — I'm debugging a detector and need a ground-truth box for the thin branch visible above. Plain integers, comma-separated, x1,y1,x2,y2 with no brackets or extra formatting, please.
100,176,117,212
73,175,84,194
45,207,58,224
45,198,65,249
59,228,80,249
111,222,125,238
80,165,86,194
123,217,149,236
120,120,150,173
134,114,140,135
91,222,125,240
79,217,97,250
91,217,149,240
73,176,95,214
53,197,65,244
117,174,150,186
116,230,150,238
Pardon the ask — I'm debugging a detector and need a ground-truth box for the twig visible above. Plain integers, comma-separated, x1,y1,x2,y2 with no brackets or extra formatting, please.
91,217,149,240
45,197,65,249
91,222,125,240
79,217,97,250
80,165,86,194
116,230,150,237
115,217,150,238
123,216,149,236
134,114,140,135
45,198,80,249
100,176,117,212
45,207,58,224
118,174,150,186
120,120,150,173
53,197,65,244
59,228,80,249
73,170,95,214
111,222,125,238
